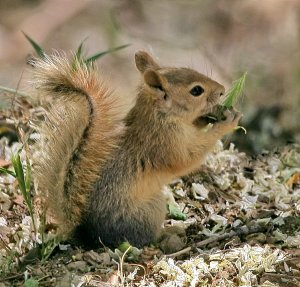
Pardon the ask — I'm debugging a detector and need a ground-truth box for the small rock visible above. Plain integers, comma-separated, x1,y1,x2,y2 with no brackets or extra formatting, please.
83,250,111,265
192,183,209,199
32,267,45,277
12,194,24,206
159,234,185,254
72,251,83,261
246,233,267,245
174,188,186,197
55,271,72,287
210,214,228,226
0,226,10,243
0,216,7,227
67,260,88,272
141,246,162,261
0,192,11,211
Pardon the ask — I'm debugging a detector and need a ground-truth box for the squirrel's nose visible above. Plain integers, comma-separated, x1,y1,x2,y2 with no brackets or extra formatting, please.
214,86,225,97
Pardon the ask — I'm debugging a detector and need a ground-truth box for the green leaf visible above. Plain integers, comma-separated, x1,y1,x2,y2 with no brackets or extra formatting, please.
10,149,37,235
167,204,187,221
41,237,59,262
118,241,132,253
114,241,142,262
24,278,39,287
224,72,247,108
12,153,26,194
84,44,130,67
0,167,16,177
22,31,46,59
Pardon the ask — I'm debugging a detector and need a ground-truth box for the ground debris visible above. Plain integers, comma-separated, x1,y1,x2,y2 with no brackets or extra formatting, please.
1,136,300,286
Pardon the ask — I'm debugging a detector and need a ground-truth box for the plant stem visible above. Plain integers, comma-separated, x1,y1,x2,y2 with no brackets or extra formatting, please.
0,85,29,97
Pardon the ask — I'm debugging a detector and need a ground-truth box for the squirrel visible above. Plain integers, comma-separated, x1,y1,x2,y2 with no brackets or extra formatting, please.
32,51,241,248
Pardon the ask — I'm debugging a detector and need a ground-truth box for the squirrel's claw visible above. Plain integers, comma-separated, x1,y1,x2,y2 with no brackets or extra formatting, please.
213,108,242,134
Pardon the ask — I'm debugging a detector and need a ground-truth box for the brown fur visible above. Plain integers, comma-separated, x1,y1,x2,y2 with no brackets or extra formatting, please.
32,55,125,238
32,51,241,247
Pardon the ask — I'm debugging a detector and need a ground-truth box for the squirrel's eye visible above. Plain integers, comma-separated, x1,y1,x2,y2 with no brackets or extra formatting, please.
190,85,204,97
154,85,163,91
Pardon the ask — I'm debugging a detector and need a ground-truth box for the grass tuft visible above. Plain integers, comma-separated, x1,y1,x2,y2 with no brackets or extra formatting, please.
223,72,247,108
84,44,130,68
22,32,46,59
23,33,130,70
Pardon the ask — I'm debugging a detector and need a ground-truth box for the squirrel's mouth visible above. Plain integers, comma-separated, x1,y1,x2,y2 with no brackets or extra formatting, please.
193,104,228,127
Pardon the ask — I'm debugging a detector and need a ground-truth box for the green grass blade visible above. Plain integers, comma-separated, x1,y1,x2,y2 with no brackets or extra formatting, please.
76,42,84,60
0,167,16,177
41,238,59,262
10,149,37,235
12,153,26,194
84,44,130,66
72,38,88,70
75,38,88,60
22,31,46,59
25,157,32,191
224,72,247,108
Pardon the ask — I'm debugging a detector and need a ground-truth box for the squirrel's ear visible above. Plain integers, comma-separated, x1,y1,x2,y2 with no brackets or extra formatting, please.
144,69,163,90
144,69,171,109
135,51,160,73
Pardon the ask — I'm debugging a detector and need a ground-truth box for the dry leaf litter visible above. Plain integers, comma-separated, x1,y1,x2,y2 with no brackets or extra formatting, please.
1,135,300,286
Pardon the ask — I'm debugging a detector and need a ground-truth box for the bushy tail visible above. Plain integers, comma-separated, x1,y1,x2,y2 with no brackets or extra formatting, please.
32,54,125,237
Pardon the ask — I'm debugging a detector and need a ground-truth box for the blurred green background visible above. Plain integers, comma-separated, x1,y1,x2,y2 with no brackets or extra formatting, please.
0,0,299,154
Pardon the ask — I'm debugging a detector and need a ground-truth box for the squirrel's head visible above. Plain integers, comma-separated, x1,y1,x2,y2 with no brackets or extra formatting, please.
135,51,225,124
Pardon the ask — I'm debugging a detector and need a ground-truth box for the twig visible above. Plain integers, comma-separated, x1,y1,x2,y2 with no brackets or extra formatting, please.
119,246,132,286
37,274,52,282
166,246,192,258
0,273,23,282
261,272,300,281
0,85,29,98
0,235,12,253
167,223,269,258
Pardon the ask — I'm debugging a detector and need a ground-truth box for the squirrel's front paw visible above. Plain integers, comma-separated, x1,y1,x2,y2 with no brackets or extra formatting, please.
213,109,243,134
